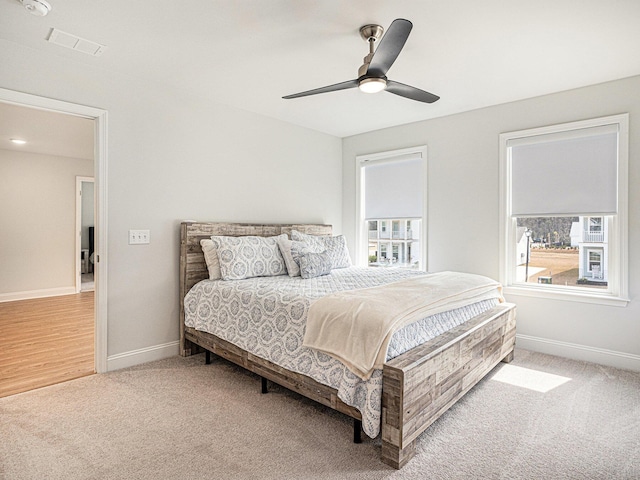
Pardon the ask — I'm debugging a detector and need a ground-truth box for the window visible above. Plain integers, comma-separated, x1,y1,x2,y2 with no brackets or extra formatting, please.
356,146,427,270
500,114,629,305
380,220,389,238
587,249,603,276
392,220,400,239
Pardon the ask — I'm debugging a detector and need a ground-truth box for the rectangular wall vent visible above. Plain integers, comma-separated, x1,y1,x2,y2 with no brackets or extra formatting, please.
48,28,107,57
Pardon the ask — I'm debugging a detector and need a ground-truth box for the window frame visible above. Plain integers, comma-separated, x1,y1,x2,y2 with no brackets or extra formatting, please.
499,114,629,306
355,146,428,270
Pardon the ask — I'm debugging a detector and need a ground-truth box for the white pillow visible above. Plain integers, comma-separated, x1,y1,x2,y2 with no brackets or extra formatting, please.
277,237,324,277
200,239,221,280
211,234,288,280
291,230,352,269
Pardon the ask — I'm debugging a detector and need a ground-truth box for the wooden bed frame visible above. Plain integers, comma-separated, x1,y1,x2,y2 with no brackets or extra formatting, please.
179,221,516,469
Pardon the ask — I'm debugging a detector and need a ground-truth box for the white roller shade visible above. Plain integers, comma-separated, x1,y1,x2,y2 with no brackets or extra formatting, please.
364,154,423,220
509,125,618,217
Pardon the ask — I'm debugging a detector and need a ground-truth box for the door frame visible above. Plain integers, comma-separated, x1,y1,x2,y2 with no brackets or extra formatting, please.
0,87,109,373
76,176,95,293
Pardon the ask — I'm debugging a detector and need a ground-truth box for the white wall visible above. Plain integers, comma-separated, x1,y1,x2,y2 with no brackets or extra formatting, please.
343,75,640,371
0,149,93,297
0,40,343,366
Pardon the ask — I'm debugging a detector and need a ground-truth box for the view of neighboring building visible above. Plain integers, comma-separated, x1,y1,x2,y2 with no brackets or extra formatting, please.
367,219,421,268
515,216,608,288
570,216,608,284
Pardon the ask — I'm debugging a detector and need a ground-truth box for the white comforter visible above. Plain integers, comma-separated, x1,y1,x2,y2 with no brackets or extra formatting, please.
305,271,504,380
184,267,499,437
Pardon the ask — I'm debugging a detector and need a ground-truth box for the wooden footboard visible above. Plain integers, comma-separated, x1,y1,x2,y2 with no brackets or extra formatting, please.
380,302,516,468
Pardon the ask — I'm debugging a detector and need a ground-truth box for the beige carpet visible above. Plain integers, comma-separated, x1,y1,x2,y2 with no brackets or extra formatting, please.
1,349,638,479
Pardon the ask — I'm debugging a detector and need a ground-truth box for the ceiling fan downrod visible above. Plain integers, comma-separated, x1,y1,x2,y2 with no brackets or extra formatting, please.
358,24,384,78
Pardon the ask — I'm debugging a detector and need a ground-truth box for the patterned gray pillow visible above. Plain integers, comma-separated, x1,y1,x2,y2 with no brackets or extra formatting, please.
298,251,332,279
211,234,287,280
278,237,323,277
291,230,352,269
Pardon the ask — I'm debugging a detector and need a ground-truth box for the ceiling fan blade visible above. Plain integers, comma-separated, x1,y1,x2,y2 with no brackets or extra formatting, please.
367,19,412,77
283,79,359,99
386,80,440,103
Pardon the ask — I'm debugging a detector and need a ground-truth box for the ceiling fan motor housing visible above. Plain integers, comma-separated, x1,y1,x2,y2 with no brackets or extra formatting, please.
358,53,375,77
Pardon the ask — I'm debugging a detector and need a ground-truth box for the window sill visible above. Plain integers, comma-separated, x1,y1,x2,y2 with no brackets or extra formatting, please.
503,285,630,307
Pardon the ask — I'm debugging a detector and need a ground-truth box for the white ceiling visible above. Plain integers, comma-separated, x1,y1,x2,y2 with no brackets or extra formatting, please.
1,0,640,140
0,101,94,159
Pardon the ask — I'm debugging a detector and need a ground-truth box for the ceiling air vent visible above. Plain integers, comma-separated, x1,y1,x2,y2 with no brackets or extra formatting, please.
48,28,107,57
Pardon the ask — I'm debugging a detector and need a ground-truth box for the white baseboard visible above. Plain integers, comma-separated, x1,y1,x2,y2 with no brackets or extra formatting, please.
0,286,77,303
106,341,180,371
516,334,640,372
102,336,640,373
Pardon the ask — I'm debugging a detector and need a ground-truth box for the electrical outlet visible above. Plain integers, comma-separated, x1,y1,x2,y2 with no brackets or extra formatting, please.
129,229,150,245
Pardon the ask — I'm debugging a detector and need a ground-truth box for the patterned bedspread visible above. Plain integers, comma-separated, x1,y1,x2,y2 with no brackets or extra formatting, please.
184,266,498,438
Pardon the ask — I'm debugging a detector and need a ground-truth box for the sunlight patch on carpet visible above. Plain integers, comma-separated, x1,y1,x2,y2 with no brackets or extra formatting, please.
491,364,571,393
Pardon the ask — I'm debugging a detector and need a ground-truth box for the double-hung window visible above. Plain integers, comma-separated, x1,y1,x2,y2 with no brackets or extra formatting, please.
500,114,629,305
356,146,427,270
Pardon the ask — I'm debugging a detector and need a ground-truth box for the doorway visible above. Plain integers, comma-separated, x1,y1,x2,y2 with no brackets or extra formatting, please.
0,87,108,383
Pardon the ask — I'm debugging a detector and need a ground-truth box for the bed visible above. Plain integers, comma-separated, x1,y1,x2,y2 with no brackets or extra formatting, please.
179,222,516,469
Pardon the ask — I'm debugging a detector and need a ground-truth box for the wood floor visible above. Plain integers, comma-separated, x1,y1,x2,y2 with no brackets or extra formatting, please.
0,292,95,398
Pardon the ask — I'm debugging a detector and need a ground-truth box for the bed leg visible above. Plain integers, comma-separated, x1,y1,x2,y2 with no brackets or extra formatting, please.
353,419,362,444
205,350,211,365
381,439,416,469
261,376,268,394
501,350,515,364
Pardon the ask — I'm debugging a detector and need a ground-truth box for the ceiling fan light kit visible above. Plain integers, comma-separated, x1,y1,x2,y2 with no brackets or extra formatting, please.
359,77,387,93
20,0,51,16
283,18,439,104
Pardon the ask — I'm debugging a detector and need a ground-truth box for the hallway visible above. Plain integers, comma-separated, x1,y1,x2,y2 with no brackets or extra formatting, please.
0,292,94,397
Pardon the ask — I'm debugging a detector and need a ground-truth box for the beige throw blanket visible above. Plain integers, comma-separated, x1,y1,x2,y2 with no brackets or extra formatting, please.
303,271,504,380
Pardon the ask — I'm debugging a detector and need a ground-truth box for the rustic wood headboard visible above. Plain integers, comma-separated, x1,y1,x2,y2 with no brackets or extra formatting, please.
179,222,332,355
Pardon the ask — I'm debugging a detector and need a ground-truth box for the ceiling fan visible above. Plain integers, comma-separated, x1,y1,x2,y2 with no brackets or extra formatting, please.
283,18,439,104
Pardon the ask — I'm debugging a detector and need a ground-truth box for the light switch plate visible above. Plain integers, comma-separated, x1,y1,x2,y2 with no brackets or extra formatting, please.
129,229,150,244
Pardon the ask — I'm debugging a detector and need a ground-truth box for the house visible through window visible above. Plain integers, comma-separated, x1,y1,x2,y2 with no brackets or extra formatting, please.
516,215,608,289
367,219,420,267
357,146,427,270
500,114,628,304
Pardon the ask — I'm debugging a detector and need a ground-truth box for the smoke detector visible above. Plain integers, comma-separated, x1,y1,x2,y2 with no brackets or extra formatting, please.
20,0,51,16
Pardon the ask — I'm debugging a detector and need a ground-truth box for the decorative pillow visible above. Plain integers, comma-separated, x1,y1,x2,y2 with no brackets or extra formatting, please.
291,230,352,269
298,251,332,279
200,239,221,280
211,234,288,281
290,230,325,249
278,237,323,277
